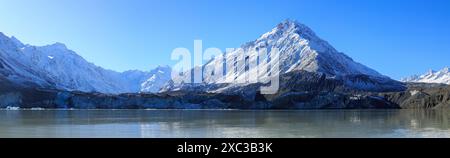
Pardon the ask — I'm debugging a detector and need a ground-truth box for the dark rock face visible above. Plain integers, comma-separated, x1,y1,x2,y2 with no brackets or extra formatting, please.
382,83,450,109
0,79,54,108
0,89,400,110
269,92,398,109
260,71,403,109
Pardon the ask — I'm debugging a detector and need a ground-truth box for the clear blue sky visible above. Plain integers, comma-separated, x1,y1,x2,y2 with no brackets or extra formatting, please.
0,0,449,79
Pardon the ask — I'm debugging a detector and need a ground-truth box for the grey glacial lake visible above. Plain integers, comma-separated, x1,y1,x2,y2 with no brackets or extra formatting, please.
0,109,449,138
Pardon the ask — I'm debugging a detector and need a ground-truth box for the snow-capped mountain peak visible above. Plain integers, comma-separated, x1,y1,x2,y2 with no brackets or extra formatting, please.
258,20,327,53
442,67,449,73
10,36,25,48
248,20,383,77
402,67,450,85
140,65,172,93
165,20,391,93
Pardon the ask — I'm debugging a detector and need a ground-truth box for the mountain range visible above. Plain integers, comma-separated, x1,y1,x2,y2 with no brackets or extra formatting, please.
0,20,449,109
0,33,171,94
402,67,450,85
